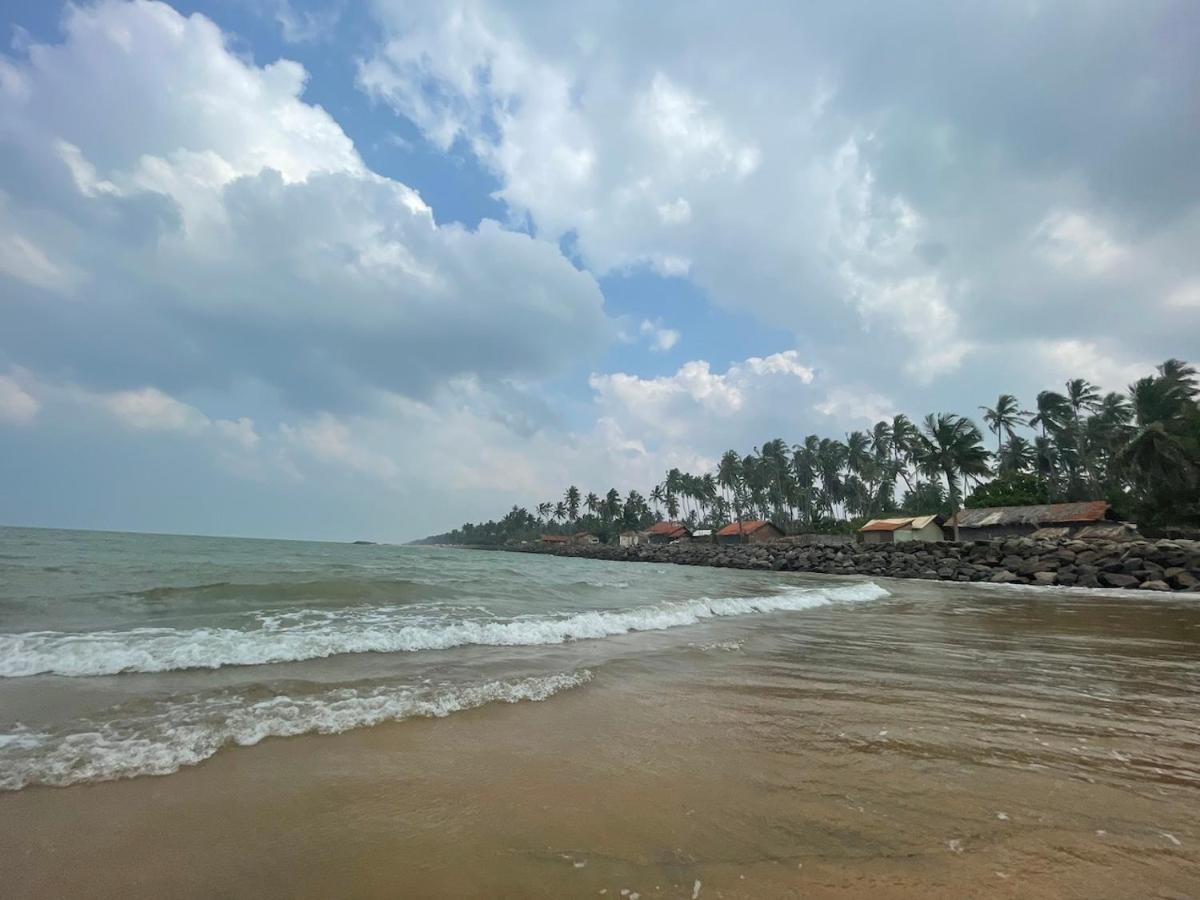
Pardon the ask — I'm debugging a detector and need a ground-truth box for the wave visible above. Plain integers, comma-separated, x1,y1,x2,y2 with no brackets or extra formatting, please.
0,582,889,677
0,670,590,791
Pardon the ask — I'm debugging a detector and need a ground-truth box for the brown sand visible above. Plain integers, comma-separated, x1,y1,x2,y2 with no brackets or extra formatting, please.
3,582,1198,898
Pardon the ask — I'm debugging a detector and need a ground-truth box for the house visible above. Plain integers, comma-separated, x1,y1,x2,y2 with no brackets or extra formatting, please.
858,515,945,544
645,521,691,544
540,534,570,544
691,528,714,543
618,530,642,547
947,501,1114,541
716,519,784,545
572,532,600,544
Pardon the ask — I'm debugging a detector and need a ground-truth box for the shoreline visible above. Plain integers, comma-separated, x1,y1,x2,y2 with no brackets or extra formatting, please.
492,535,1200,593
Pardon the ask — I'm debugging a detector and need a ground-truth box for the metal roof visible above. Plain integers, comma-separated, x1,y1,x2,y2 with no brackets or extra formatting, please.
859,514,943,533
949,501,1110,528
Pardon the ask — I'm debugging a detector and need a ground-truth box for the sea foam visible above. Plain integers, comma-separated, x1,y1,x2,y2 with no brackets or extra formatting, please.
0,670,590,790
0,582,889,677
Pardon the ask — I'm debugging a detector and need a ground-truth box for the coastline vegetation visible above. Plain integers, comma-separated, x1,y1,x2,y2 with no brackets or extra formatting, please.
415,359,1200,546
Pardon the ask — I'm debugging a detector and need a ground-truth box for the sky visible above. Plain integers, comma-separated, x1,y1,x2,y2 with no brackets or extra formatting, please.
1,0,1198,542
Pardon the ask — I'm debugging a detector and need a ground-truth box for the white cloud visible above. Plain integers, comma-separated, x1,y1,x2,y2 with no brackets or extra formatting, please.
589,350,816,443
0,373,39,425
1165,279,1200,309
1033,339,1152,393
1032,210,1127,274
361,0,1199,400
0,0,609,410
639,319,680,352
101,386,209,432
814,388,896,424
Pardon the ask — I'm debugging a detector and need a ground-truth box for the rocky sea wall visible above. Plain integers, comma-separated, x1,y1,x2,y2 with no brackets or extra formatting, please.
507,537,1200,592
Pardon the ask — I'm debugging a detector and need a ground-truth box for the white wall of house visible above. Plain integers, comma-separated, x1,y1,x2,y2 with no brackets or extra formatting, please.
893,522,944,542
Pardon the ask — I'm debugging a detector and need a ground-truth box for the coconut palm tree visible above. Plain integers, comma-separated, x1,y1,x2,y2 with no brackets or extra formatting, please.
916,413,991,511
980,394,1028,454
564,486,581,522
998,436,1035,473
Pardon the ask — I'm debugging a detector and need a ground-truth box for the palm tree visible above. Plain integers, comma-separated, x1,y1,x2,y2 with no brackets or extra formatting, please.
553,501,567,523
564,486,581,522
536,502,552,524
998,436,1035,473
980,394,1028,454
917,413,991,511
585,492,600,517
648,485,665,519
890,414,921,491
1030,390,1070,438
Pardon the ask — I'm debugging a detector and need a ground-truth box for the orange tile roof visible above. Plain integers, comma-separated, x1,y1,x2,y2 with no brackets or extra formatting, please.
647,521,689,536
716,519,774,537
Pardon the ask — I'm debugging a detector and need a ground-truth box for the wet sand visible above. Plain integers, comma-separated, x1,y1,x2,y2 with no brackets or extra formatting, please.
2,579,1198,898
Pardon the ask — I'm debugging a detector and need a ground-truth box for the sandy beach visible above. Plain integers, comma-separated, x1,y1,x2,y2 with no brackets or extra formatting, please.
3,555,1197,899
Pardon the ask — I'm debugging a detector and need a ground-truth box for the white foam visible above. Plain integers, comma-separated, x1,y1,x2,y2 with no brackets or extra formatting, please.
0,670,589,791
0,582,889,677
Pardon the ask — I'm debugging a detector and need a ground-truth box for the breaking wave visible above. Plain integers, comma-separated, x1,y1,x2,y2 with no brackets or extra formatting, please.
0,670,590,791
0,582,889,678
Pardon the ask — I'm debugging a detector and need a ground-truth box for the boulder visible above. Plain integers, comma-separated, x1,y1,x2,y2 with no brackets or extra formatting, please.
1099,572,1139,589
1139,580,1171,592
989,570,1019,584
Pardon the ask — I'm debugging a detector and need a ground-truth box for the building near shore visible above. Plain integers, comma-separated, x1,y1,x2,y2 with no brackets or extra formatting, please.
858,515,945,544
572,532,600,544
947,501,1115,541
646,521,691,544
691,528,714,543
618,530,642,547
716,519,784,545
540,534,570,544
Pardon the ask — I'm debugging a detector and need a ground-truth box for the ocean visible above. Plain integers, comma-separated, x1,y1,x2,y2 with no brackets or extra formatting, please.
1,525,1197,897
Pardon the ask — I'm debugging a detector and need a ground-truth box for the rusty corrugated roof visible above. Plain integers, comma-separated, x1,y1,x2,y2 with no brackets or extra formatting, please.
859,518,912,532
716,519,777,537
860,514,943,532
949,501,1110,528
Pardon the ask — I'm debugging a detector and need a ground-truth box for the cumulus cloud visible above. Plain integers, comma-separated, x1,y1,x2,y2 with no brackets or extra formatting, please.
361,0,1200,402
0,0,610,411
589,350,817,445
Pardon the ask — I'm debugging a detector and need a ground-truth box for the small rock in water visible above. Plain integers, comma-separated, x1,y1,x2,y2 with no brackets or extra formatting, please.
947,839,964,853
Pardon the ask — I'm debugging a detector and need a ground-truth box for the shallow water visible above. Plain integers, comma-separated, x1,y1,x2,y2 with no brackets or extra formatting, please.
1,526,1198,897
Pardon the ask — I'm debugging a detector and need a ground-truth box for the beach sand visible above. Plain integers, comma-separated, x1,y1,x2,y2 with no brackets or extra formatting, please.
4,587,1198,899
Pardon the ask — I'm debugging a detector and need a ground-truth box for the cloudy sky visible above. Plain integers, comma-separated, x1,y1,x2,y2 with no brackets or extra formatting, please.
1,0,1197,541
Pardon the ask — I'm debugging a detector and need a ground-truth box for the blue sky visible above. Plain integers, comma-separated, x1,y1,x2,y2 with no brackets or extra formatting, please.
1,0,1198,541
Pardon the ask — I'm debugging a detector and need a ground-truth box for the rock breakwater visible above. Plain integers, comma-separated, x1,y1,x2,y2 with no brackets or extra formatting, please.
509,537,1200,592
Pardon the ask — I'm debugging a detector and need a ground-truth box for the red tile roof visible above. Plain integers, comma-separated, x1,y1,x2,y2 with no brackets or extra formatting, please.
716,519,776,537
541,535,570,542
647,521,689,536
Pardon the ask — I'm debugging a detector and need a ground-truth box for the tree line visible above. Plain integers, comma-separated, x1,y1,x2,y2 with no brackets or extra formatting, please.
415,359,1199,546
